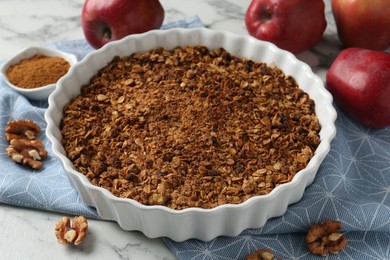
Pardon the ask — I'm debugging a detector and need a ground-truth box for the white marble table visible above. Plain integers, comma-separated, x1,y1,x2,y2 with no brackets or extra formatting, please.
0,0,337,259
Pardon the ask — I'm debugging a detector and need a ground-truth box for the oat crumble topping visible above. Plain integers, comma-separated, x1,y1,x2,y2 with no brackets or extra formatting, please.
60,46,320,210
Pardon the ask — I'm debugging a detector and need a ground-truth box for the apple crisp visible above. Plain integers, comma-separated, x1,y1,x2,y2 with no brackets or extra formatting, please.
60,46,320,210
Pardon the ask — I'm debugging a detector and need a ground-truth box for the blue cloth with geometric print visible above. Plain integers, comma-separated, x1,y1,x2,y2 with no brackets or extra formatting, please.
1,16,389,260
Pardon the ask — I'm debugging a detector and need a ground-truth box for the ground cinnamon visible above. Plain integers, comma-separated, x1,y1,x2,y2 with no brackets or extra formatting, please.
6,54,70,89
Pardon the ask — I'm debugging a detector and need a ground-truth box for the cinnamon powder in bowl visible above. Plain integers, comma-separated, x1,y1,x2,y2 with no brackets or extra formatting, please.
6,54,70,89
0,46,77,100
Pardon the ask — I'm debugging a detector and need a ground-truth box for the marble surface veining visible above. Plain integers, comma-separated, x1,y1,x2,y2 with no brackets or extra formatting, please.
0,0,254,61
0,0,339,259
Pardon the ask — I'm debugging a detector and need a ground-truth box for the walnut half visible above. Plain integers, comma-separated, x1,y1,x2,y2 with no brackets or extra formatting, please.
55,216,88,246
6,139,48,169
5,119,41,141
4,119,48,169
246,249,280,260
306,220,347,256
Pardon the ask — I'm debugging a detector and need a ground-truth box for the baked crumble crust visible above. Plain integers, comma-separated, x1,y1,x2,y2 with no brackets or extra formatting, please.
60,46,320,209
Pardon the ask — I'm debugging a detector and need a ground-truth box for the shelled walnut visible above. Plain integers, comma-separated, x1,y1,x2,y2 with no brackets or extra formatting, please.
246,249,280,260
4,119,48,169
5,119,40,141
306,220,347,256
6,139,48,169
55,216,88,246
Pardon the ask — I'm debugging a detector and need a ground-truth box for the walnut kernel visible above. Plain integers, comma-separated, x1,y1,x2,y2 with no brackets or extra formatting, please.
306,220,347,256
4,119,48,169
6,139,48,169
5,119,40,141
55,216,88,245
246,249,280,260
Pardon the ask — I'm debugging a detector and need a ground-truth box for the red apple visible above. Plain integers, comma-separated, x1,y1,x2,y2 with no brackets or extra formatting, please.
245,0,327,54
82,0,164,49
331,0,390,50
326,48,390,128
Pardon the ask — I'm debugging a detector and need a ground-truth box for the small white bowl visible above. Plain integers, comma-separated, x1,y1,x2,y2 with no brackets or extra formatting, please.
0,46,78,101
45,28,337,242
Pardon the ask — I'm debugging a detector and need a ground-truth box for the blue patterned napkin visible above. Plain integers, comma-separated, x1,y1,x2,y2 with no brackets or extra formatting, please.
1,15,390,260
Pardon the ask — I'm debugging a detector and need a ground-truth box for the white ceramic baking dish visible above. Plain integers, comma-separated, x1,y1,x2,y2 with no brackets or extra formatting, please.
45,28,337,242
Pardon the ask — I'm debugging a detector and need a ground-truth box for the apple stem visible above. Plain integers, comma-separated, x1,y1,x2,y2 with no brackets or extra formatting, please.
103,27,112,40
260,6,272,21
